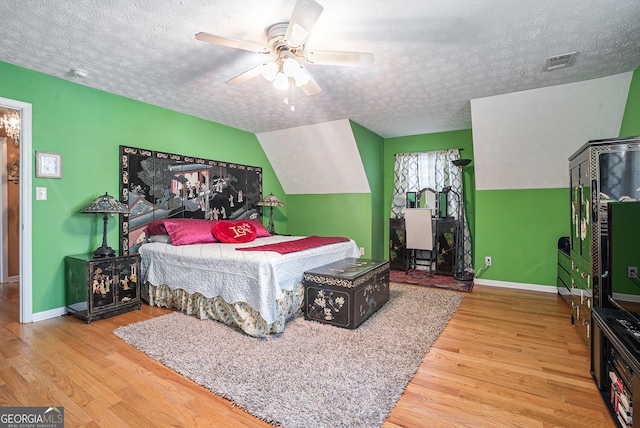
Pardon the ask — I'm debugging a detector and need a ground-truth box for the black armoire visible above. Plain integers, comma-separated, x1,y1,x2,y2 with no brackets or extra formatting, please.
566,135,640,347
566,135,640,428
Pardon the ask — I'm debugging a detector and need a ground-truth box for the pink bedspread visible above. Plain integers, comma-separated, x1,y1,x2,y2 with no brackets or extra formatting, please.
237,235,350,254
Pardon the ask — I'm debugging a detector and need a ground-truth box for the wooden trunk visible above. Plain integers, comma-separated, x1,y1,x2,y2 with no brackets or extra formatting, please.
303,258,390,329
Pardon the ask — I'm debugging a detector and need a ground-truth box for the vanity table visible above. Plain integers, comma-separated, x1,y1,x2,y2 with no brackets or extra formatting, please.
389,191,457,275
389,217,457,275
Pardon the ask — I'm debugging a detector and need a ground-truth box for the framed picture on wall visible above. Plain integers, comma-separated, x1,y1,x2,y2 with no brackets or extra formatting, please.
36,151,62,178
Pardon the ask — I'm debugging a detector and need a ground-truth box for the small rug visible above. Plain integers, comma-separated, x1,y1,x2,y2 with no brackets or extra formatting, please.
114,284,463,428
390,269,474,292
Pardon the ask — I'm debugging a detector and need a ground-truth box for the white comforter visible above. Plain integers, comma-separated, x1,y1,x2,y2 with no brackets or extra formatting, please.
139,236,361,324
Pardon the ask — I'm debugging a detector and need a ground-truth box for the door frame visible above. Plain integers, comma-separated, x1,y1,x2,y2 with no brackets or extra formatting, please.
0,96,33,323
1,136,6,282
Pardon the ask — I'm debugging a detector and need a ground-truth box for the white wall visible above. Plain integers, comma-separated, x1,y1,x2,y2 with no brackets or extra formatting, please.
256,119,370,194
471,73,632,191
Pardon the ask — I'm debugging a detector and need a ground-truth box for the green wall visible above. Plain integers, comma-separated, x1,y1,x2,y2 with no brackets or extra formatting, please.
620,67,640,137
462,67,637,288
286,193,372,255
382,129,476,260
0,61,283,314
350,121,385,259
474,188,568,285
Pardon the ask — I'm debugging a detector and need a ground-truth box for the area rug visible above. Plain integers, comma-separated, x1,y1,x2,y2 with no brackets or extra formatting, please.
390,269,474,292
114,284,464,428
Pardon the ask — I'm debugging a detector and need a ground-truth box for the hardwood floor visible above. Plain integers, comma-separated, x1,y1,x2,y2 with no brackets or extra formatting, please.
0,281,613,427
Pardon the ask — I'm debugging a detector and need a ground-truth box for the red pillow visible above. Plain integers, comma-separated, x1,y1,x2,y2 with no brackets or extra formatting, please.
163,219,219,246
212,220,257,243
144,219,168,236
245,219,272,238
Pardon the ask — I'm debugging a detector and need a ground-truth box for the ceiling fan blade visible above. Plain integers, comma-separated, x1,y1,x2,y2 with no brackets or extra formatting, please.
299,74,321,96
304,50,375,66
196,32,269,54
284,0,324,49
225,64,266,86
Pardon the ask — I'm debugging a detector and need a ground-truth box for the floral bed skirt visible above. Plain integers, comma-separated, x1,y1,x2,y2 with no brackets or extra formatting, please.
143,282,304,337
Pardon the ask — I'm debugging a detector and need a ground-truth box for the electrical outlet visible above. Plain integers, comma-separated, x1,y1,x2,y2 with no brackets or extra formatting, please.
629,266,638,278
36,187,47,200
485,256,492,266
359,247,365,256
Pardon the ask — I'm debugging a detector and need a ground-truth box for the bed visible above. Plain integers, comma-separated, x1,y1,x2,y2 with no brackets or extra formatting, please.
139,220,361,337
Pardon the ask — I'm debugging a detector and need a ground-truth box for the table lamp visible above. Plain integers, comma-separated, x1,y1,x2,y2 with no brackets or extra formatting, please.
256,193,285,234
81,192,129,258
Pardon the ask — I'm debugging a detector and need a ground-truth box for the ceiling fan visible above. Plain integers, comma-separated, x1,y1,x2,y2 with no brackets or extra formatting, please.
195,0,374,96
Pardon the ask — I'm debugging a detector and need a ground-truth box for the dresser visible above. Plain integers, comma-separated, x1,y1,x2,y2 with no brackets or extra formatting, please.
65,253,142,323
389,218,406,270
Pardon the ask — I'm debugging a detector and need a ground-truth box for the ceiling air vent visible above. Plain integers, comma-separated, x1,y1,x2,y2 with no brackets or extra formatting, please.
542,52,578,72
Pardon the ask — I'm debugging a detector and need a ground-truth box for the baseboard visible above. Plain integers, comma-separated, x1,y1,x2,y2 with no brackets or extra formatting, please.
613,292,640,303
473,278,556,294
32,306,67,322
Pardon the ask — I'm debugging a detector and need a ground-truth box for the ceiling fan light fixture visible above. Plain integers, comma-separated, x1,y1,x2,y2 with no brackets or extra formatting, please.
261,62,279,81
282,57,300,77
273,72,289,90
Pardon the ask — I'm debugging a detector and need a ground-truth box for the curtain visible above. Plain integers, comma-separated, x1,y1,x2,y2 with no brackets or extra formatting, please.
391,149,472,274
435,149,472,272
390,152,419,219
418,151,436,190
417,152,436,210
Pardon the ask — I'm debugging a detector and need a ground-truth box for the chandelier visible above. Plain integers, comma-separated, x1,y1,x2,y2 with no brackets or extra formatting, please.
0,109,20,145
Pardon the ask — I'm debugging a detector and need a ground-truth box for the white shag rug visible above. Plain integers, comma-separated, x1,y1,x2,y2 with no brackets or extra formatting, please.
114,284,464,428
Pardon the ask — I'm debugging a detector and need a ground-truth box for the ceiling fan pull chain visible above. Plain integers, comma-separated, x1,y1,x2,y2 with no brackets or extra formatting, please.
289,79,296,111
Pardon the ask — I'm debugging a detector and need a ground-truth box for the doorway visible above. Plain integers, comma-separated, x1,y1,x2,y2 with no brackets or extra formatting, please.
0,97,33,323
1,115,20,282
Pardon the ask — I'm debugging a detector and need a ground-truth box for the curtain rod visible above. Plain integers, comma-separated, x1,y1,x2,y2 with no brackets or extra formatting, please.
395,148,464,156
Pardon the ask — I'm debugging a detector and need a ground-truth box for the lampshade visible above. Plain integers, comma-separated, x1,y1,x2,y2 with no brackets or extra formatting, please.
261,62,279,81
81,192,129,258
282,57,300,76
81,192,129,214
273,72,289,90
452,158,472,168
256,193,285,207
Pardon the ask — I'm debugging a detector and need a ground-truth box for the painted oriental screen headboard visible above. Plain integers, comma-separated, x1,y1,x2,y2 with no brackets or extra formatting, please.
119,146,263,254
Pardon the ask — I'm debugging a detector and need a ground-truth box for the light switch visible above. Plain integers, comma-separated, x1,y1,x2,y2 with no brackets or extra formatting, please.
36,187,47,200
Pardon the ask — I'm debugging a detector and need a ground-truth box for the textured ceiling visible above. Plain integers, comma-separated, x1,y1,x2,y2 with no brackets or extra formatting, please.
0,0,639,138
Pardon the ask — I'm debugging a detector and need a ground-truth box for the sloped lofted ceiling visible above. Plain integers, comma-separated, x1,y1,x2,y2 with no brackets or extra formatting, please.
0,1,638,139
257,119,371,194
